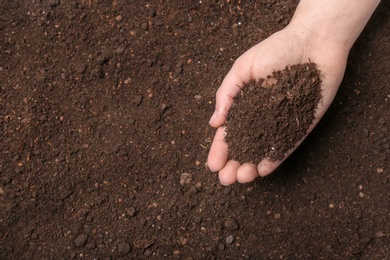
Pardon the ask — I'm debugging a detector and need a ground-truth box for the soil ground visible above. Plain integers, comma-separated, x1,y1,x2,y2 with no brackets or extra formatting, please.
1,1,389,259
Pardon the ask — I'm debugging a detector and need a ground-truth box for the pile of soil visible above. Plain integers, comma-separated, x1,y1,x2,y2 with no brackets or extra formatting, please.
225,63,322,163
1,0,389,259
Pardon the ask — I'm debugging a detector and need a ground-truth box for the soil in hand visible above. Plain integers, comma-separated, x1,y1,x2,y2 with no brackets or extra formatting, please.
225,63,322,163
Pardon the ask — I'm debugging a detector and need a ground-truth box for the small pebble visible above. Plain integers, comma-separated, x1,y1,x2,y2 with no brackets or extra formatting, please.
149,8,157,17
118,242,131,254
226,235,234,244
74,234,88,247
144,248,152,257
180,173,192,186
155,19,163,26
127,207,136,217
74,63,87,74
48,0,60,7
194,95,202,101
141,22,148,30
224,218,239,231
115,15,123,22
375,231,385,238
174,67,183,75
274,213,281,220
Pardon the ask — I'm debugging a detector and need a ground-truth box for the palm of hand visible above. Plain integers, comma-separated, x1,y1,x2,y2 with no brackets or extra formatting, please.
207,26,349,185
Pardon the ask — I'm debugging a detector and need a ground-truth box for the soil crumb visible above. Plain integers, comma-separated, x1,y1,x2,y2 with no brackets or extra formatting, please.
225,62,322,163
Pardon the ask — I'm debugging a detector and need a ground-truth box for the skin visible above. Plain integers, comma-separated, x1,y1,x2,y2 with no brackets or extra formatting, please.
207,0,381,185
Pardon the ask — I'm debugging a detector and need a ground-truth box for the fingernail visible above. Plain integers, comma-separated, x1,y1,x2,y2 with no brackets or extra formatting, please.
209,167,217,173
209,110,218,124
220,180,230,186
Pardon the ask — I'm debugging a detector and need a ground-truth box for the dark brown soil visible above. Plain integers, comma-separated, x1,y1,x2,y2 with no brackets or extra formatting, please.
225,63,322,163
1,1,389,259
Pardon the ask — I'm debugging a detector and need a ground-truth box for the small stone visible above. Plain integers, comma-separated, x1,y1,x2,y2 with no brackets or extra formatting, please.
97,53,110,65
195,182,202,190
180,173,192,186
162,65,170,72
149,8,157,17
275,227,283,233
223,186,232,195
218,198,227,205
132,95,143,107
91,66,104,79
155,19,163,26
151,78,159,84
376,168,384,173
127,207,136,217
31,232,38,240
118,242,131,254
144,249,152,257
39,115,47,122
375,231,385,238
115,15,123,22
74,63,87,74
115,45,127,55
74,234,88,247
161,103,169,112
48,0,60,7
224,218,239,231
128,118,135,125
274,213,281,220
174,67,183,75
194,95,202,101
85,241,96,250
226,235,235,244
141,22,148,30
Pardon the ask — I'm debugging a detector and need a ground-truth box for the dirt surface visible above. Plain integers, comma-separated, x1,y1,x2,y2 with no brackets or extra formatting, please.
1,1,389,259
226,63,322,163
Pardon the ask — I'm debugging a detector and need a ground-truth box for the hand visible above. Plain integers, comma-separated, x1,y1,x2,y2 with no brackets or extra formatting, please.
207,24,349,185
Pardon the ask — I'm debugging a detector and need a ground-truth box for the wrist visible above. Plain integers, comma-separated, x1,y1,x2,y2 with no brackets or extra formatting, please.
288,0,380,51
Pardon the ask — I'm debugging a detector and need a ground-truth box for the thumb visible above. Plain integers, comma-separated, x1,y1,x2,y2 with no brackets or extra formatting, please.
209,61,251,127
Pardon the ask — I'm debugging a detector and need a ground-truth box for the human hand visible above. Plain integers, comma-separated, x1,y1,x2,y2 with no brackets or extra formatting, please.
207,24,349,185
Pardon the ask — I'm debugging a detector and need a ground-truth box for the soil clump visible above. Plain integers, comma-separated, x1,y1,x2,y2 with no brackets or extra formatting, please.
225,63,322,163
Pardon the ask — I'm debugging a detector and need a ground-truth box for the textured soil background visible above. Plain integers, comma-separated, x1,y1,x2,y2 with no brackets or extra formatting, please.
1,0,389,259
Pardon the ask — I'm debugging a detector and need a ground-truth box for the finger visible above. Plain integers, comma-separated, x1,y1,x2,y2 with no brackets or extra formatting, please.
257,158,283,177
237,163,259,183
218,160,240,186
209,57,254,127
207,127,229,172
209,74,242,127
256,118,319,177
